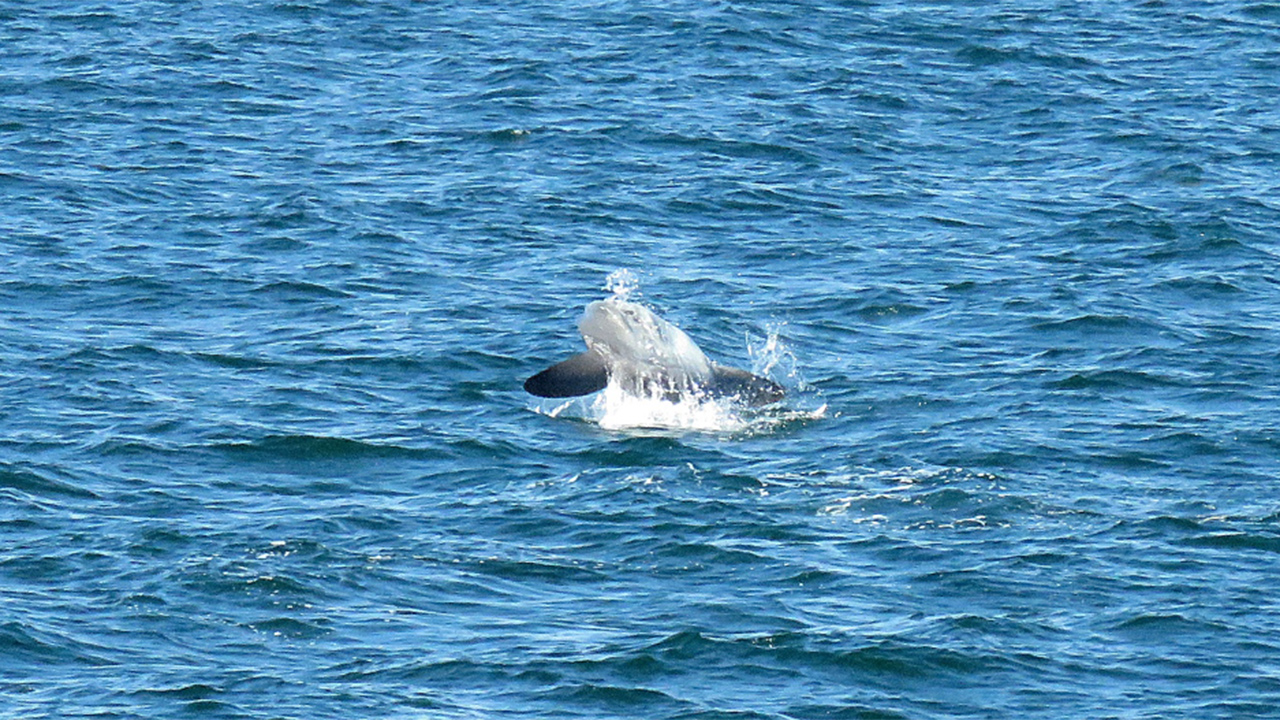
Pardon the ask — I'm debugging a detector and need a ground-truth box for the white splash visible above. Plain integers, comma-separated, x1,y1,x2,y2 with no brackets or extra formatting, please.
586,381,825,435
593,383,749,432
604,268,640,301
749,322,803,389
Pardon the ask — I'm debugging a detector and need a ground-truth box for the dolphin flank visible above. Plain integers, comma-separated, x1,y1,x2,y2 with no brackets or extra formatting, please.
524,297,785,407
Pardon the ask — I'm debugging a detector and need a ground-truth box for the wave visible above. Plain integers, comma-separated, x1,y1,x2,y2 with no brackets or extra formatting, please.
0,620,119,668
211,434,447,463
0,463,100,501
1047,368,1187,390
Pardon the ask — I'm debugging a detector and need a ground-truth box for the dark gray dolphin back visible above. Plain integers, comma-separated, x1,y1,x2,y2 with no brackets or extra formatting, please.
706,365,785,407
524,349,610,398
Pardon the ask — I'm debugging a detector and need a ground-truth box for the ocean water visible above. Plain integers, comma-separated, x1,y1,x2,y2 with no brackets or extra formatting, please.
3,0,1280,718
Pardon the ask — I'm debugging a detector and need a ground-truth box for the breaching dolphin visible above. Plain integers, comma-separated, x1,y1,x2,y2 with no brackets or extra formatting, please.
524,297,785,407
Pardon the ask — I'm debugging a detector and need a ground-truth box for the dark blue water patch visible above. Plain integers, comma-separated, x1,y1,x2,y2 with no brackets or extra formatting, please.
1047,368,1188,391
1243,3,1280,19
132,682,224,703
0,463,100,501
212,434,439,463
541,682,685,716
956,42,1099,71
0,620,120,669
245,615,332,640
1157,274,1247,299
1180,531,1280,555
1029,313,1183,348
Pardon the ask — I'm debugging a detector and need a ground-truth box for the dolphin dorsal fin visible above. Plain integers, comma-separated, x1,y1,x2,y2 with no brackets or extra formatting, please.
523,349,610,398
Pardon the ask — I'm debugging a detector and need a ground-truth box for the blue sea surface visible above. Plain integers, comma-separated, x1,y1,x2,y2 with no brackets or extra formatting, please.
3,1,1280,718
